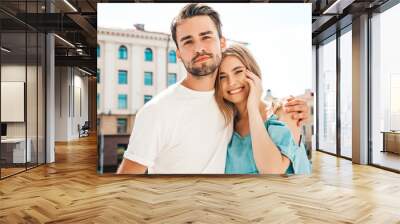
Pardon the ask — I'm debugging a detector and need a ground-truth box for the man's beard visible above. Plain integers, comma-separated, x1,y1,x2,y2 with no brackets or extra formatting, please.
183,53,221,77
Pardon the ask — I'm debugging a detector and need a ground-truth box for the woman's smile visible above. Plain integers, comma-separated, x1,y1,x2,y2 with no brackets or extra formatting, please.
228,86,245,95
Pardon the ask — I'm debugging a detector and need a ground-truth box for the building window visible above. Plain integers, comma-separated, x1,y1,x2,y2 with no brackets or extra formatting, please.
144,72,153,86
317,36,337,155
118,94,127,109
97,44,100,58
118,45,128,60
144,95,152,104
339,29,352,159
168,50,176,63
116,143,128,165
167,73,177,86
97,94,100,109
144,48,153,61
117,118,127,134
118,70,128,84
97,69,100,83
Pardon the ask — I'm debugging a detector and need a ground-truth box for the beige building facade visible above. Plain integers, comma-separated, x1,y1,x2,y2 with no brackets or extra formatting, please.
97,27,187,135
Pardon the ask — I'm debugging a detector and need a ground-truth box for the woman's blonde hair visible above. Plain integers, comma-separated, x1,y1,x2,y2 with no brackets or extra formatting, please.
271,101,284,118
215,44,262,126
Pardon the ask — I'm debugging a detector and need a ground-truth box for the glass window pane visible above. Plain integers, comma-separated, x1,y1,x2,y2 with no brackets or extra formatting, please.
167,73,177,86
1,30,27,177
145,48,153,61
37,32,45,165
118,70,127,84
97,94,100,109
318,37,337,155
118,94,127,109
144,72,153,86
117,118,127,134
371,4,400,171
116,143,128,166
144,95,152,104
340,29,352,158
97,69,100,83
118,46,127,60
168,50,176,63
27,31,38,169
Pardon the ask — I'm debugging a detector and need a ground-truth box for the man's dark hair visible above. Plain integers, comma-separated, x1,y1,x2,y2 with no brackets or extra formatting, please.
171,3,222,48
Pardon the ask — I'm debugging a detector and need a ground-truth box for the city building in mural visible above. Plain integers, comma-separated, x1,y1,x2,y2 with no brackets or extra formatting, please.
264,89,314,159
97,26,187,172
97,25,250,172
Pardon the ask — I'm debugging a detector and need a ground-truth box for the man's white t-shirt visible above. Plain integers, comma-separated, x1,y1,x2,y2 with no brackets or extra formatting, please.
123,82,233,174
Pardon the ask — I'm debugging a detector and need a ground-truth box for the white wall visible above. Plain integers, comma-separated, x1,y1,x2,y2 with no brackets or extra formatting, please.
55,66,68,141
1,82,24,123
1,65,31,138
72,72,89,138
54,67,89,141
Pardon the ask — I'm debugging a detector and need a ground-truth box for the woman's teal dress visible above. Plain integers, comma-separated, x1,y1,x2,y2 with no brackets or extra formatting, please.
225,114,312,174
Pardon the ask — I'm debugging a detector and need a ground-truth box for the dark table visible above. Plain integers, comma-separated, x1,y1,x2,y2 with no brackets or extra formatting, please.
381,131,400,154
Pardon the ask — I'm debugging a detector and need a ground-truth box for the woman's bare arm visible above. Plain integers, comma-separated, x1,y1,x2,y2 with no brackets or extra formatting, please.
244,71,290,174
248,106,291,174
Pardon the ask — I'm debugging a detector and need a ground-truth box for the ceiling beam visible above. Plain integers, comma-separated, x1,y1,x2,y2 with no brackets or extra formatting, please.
55,55,96,70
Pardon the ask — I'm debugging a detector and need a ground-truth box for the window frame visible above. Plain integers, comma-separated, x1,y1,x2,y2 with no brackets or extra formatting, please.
167,73,177,87
144,72,153,86
118,70,128,85
168,50,176,63
118,94,128,109
118,45,128,60
144,48,153,62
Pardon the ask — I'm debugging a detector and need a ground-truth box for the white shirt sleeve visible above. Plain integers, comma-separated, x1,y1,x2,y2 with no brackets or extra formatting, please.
123,104,162,168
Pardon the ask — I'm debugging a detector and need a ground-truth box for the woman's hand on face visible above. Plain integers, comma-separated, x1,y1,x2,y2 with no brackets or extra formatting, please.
244,70,262,111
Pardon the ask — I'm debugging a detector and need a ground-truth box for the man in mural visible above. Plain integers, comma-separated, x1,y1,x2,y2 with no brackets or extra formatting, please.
117,3,309,174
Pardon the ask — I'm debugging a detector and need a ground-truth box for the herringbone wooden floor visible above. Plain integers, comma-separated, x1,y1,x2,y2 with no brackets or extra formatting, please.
1,134,400,224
